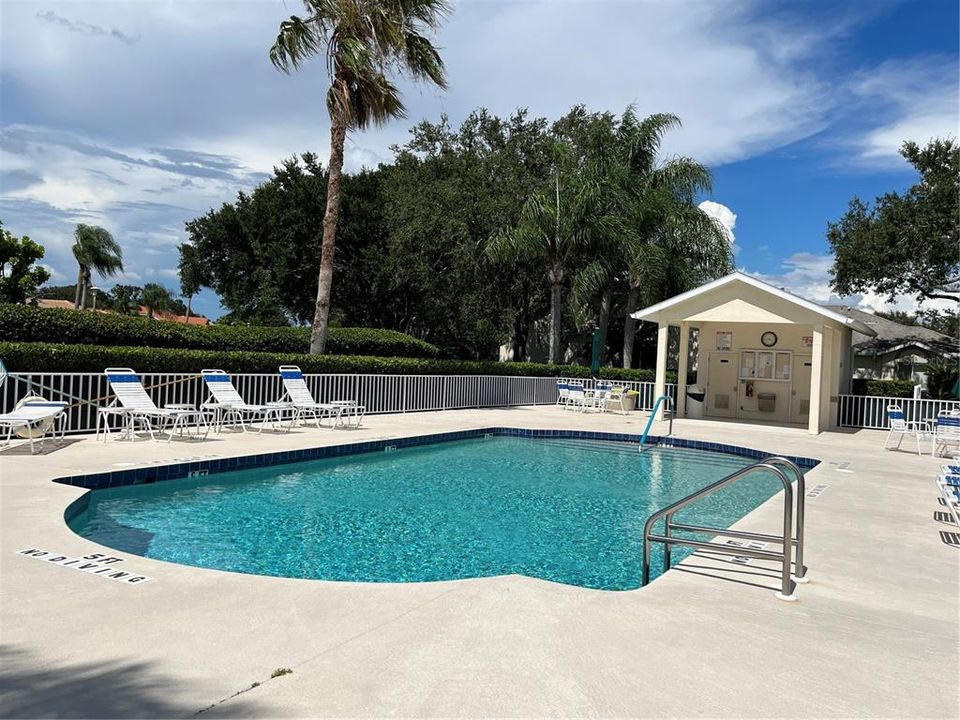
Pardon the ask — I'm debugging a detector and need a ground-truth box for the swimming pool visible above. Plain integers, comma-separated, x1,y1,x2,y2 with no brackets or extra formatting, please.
67,435,802,590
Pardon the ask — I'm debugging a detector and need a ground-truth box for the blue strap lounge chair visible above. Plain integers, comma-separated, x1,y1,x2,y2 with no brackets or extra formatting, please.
932,413,960,458
104,368,210,442
201,368,298,433
278,366,344,429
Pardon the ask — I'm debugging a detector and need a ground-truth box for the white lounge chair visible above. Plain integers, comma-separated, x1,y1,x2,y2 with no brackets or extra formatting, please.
278,365,343,429
201,368,298,433
883,405,928,455
936,471,960,529
932,412,960,457
279,368,364,428
0,397,68,453
103,368,210,442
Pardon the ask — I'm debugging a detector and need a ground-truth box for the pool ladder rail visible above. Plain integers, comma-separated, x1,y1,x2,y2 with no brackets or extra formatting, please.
640,456,808,602
638,394,673,452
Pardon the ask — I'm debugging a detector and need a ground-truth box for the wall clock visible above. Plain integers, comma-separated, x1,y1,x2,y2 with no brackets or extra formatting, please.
761,331,778,347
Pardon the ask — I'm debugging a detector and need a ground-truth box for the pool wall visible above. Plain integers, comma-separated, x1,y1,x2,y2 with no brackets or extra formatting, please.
54,428,819,497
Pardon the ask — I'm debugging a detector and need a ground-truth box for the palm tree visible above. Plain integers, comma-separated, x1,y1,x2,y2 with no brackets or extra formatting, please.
613,112,732,367
72,225,123,309
141,283,173,320
270,0,450,354
487,141,620,364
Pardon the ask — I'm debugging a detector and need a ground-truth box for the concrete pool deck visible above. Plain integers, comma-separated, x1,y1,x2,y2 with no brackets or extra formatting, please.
1,406,957,718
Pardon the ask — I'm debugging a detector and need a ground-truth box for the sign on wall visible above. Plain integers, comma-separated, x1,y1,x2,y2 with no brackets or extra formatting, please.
716,331,732,350
801,335,814,348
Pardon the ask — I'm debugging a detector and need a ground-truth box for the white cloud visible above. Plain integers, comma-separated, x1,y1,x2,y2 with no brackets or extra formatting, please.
0,0,838,173
847,57,959,166
698,200,738,253
747,252,835,302
2,0,956,315
746,253,956,314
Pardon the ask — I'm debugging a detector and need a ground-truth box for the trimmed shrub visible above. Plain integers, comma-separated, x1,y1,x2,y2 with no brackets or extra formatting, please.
0,304,440,359
850,378,917,398
0,341,669,381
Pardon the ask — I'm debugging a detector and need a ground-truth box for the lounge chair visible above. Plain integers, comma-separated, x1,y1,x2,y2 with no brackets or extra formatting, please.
931,413,960,457
0,397,68,453
936,472,960,528
103,368,210,442
556,380,571,408
201,368,298,433
278,365,343,429
883,405,928,455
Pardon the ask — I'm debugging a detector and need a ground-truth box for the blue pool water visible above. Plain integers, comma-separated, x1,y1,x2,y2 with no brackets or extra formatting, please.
68,437,788,590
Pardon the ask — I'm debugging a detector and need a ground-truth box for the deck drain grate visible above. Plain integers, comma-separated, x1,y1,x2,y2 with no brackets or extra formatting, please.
806,484,828,498
934,511,957,525
940,531,960,546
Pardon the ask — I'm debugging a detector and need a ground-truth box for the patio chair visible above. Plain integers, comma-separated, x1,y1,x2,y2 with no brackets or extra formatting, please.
606,386,628,413
201,369,299,433
883,405,928,455
103,368,210,442
591,381,613,412
278,366,344,429
556,380,571,408
566,381,588,412
932,413,960,458
0,397,68,454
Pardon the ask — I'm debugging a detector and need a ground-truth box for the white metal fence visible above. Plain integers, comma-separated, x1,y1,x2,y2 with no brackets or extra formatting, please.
837,394,960,430
6,371,951,434
0,372,676,436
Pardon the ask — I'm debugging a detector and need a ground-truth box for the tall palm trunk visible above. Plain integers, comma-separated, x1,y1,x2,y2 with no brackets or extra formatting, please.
598,288,612,366
185,296,192,321
622,286,641,368
79,268,90,310
74,267,84,309
310,112,348,354
548,280,562,364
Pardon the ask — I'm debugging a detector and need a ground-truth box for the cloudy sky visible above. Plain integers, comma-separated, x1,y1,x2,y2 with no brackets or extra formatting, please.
1,0,957,319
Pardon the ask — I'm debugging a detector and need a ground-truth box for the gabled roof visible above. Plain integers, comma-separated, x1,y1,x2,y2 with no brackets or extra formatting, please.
630,272,877,336
823,305,958,357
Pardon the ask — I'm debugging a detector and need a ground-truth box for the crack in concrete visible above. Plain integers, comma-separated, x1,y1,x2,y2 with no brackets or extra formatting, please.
190,585,460,717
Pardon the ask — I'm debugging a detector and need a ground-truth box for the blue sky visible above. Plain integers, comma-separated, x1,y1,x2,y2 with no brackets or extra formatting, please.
1,0,957,320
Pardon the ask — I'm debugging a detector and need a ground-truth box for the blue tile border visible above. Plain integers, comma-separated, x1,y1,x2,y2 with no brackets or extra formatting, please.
53,428,819,492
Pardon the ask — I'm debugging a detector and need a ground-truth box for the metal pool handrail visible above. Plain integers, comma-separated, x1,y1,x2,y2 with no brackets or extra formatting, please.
638,394,673,451
641,460,802,601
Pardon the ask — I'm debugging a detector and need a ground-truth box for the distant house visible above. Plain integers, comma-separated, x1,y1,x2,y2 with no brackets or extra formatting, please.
823,305,959,384
34,298,77,311
32,298,208,325
137,306,209,325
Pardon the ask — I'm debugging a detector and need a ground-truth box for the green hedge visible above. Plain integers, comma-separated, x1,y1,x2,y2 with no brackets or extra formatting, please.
0,304,440,359
0,341,670,381
850,378,917,398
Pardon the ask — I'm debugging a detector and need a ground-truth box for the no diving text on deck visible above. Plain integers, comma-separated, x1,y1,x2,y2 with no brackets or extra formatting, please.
17,549,153,585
